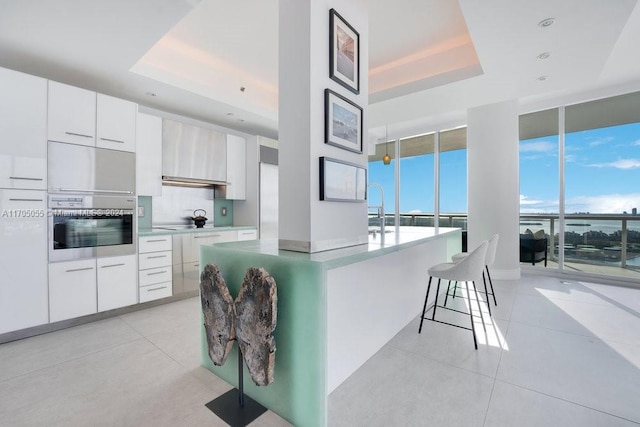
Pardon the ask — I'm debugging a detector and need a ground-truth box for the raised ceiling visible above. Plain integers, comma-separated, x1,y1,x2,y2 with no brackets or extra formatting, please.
0,0,638,141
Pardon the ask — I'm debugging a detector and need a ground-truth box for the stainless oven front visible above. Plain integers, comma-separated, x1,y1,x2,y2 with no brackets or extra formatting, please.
49,195,136,262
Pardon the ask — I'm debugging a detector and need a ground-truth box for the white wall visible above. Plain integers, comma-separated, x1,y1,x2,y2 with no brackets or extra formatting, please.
278,0,369,253
467,100,520,279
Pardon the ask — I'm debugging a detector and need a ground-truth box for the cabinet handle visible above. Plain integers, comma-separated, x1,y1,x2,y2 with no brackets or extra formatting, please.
65,131,93,138
66,267,94,273
9,198,44,202
146,286,166,292
101,263,125,268
194,234,221,239
59,188,134,195
9,176,44,181
147,270,167,276
146,255,167,259
146,239,168,243
100,137,125,144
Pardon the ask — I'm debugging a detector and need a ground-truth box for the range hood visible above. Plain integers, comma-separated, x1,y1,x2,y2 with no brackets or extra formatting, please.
162,118,227,188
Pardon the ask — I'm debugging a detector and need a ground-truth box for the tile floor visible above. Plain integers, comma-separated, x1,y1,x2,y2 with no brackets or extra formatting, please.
329,274,640,426
1,273,639,426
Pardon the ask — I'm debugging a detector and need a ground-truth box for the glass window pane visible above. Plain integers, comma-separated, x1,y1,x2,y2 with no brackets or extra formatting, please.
564,91,640,278
519,108,559,269
368,140,395,228
400,134,434,226
439,127,467,230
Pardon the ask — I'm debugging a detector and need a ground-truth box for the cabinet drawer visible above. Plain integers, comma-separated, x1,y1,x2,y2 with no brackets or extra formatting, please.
139,235,172,253
139,250,172,270
139,282,172,303
237,229,257,241
139,265,172,287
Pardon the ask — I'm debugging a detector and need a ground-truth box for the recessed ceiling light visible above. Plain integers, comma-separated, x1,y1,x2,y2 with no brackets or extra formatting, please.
240,86,246,92
238,119,245,122
537,75,548,81
537,52,551,60
538,18,555,28
145,91,157,97
226,112,234,116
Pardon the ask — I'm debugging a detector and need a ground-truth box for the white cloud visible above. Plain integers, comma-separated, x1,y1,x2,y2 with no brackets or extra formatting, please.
565,154,577,163
588,136,614,147
588,159,640,169
634,139,640,146
520,141,556,153
520,195,542,205
519,195,559,213
565,193,640,214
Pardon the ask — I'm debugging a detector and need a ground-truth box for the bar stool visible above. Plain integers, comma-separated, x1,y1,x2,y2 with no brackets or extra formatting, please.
448,234,499,315
418,241,488,349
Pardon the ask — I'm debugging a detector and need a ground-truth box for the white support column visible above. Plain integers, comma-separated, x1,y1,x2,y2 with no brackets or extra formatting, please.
278,0,369,253
467,100,521,279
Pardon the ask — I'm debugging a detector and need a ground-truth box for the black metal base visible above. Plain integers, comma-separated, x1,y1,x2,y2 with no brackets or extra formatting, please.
205,389,267,427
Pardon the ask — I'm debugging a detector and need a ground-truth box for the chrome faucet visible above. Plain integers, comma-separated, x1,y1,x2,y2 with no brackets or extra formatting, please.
367,183,385,237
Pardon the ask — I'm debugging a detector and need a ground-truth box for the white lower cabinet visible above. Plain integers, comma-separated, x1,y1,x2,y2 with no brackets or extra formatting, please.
49,259,97,323
237,229,258,241
97,255,137,312
139,235,173,303
0,189,48,334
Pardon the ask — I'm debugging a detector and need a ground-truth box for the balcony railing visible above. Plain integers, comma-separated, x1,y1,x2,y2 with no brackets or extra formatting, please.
369,212,640,275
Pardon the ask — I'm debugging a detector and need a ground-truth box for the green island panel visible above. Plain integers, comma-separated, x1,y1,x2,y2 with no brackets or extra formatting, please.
200,244,327,427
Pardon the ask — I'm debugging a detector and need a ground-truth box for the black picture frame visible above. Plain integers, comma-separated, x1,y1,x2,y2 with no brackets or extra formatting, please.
329,8,360,94
319,156,367,202
324,88,363,154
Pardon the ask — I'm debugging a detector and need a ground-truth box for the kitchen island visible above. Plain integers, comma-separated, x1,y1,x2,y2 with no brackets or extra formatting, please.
199,226,461,427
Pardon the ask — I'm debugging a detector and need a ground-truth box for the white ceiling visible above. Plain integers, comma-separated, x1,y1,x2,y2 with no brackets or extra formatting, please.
0,0,639,141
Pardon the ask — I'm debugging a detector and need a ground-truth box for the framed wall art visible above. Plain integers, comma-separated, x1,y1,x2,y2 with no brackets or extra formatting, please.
319,156,367,202
325,88,363,154
329,8,360,94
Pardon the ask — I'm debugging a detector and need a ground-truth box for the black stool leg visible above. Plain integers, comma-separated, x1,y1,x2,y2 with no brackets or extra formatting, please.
418,276,433,333
452,281,458,299
431,279,442,321
486,266,497,306
465,280,478,350
482,270,492,316
471,279,487,332
443,280,452,306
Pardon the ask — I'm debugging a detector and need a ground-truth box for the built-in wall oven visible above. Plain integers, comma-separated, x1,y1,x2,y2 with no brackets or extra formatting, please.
49,195,136,262
47,141,137,262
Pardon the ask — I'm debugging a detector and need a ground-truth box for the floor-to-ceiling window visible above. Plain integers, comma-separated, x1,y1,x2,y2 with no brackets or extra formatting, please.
367,128,468,232
368,138,395,229
519,91,640,280
399,133,434,226
564,93,640,278
519,108,559,269
439,127,468,230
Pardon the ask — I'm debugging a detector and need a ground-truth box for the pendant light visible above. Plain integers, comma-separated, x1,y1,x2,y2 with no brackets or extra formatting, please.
382,125,391,165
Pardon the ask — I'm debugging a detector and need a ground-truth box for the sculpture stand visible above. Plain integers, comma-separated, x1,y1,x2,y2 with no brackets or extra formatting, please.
205,348,267,427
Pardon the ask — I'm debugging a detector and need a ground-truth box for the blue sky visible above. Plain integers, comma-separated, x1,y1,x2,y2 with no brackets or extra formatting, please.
368,148,467,214
520,122,640,214
369,121,640,215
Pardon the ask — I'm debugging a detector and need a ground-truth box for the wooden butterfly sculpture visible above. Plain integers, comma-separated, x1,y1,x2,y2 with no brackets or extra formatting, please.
200,263,277,386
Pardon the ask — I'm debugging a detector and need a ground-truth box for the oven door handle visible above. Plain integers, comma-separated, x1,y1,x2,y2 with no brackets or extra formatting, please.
57,188,134,195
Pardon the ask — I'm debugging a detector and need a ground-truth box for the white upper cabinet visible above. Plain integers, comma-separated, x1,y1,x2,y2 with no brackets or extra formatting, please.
0,67,47,189
97,94,136,152
136,112,162,196
226,134,246,200
47,81,96,147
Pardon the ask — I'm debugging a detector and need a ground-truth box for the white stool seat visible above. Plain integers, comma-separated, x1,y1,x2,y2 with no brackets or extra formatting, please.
419,241,489,349
448,234,499,314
